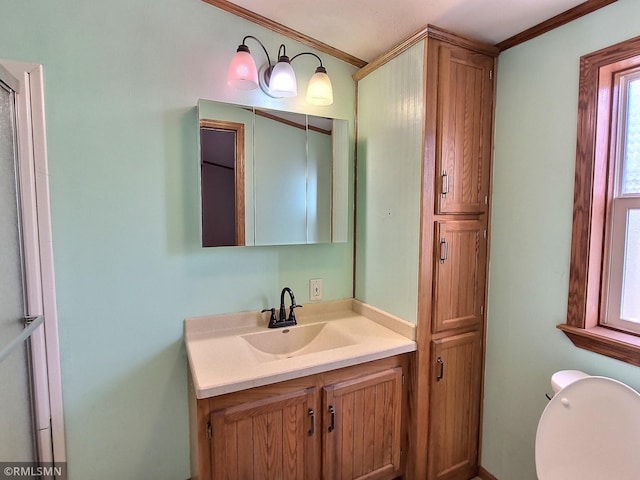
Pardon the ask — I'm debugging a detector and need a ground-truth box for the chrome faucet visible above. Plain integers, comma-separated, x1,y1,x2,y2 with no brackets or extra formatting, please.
261,287,302,328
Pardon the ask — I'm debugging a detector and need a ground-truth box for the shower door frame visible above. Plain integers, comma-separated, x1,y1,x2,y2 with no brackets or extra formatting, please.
0,59,65,464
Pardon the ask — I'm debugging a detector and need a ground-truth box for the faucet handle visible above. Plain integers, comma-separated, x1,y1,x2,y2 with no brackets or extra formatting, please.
288,304,302,323
261,308,278,328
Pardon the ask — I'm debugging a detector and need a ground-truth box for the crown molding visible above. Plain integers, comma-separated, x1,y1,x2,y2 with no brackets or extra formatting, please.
201,0,367,67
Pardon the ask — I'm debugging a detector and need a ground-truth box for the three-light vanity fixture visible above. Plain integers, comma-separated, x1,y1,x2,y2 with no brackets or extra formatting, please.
227,35,334,106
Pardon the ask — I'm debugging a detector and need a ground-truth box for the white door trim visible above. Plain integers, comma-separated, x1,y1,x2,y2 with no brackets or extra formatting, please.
1,58,66,463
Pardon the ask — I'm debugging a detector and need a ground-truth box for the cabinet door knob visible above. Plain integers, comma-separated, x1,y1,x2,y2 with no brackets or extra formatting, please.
328,405,336,432
436,357,444,381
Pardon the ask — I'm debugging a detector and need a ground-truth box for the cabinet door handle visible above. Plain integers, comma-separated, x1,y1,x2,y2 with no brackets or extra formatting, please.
308,408,315,436
328,405,335,432
436,357,444,381
441,171,449,196
439,239,448,264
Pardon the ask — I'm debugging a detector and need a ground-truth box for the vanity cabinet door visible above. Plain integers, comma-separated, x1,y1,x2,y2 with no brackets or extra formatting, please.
428,330,483,480
322,367,403,480
210,387,320,480
432,220,487,333
435,42,494,215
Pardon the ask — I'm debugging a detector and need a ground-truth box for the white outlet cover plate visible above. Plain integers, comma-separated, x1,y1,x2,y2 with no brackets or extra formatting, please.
310,279,323,301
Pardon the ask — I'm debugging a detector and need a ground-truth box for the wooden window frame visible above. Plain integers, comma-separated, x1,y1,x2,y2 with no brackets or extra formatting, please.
558,35,640,366
604,68,640,333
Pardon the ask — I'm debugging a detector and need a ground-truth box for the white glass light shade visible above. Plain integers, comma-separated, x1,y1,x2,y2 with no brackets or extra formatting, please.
268,60,297,97
306,69,334,106
227,50,259,90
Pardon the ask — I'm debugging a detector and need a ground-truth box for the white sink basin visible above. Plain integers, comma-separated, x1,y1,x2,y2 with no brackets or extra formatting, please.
241,322,355,359
185,299,417,398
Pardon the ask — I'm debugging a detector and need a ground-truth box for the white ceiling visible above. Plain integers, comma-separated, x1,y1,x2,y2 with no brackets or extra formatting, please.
226,0,587,62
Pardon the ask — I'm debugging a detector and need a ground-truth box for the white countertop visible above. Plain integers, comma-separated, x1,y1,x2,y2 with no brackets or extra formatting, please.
185,298,417,399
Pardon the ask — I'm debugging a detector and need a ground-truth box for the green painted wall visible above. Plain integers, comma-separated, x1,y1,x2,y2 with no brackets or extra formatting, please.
0,1,355,478
355,42,424,323
6,0,640,477
483,0,640,477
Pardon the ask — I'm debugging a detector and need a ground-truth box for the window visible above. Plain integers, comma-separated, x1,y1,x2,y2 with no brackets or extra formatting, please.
559,35,640,366
604,71,640,333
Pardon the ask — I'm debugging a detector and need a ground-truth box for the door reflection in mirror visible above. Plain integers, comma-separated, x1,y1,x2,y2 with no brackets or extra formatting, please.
200,120,245,247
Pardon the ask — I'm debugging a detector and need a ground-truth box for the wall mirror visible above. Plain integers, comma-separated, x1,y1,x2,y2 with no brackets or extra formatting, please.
198,99,349,247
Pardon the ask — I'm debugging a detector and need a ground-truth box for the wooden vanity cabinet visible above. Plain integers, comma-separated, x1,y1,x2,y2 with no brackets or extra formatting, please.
323,367,403,480
210,387,319,480
189,355,409,480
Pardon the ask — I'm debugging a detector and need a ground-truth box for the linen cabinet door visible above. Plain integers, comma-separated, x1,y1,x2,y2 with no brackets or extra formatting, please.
428,330,483,480
210,387,319,480
322,367,404,480
435,42,494,215
433,220,487,333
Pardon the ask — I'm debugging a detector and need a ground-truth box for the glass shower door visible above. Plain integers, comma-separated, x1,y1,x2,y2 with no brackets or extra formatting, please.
0,77,36,462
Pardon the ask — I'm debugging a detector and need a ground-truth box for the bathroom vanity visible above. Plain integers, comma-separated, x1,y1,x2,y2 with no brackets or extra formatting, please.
185,299,416,480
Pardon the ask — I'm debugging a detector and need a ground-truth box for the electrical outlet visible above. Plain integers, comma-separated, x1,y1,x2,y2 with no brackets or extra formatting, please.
309,278,323,301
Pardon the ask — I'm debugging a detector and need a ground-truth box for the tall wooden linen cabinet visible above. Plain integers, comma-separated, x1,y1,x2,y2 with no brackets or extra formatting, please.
354,26,498,480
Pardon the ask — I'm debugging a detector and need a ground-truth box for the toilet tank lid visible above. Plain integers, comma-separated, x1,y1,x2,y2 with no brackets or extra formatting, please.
551,370,590,393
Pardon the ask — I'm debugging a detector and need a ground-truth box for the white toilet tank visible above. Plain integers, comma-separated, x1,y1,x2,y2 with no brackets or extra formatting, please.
550,369,589,394
536,371,640,480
